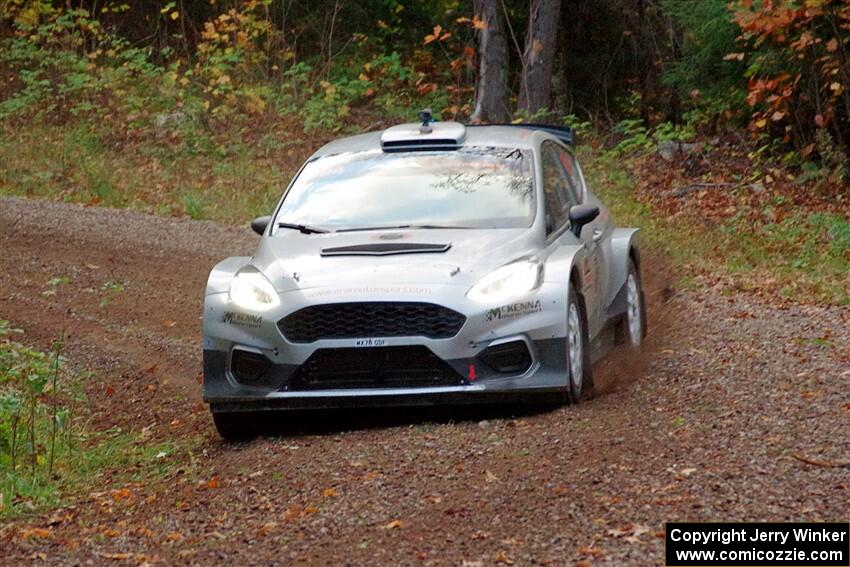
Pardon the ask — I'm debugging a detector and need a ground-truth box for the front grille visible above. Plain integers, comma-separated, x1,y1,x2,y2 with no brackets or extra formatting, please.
290,346,464,390
278,302,466,343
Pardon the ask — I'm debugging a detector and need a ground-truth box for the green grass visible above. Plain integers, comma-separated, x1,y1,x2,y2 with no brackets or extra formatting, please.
0,322,178,519
0,121,293,224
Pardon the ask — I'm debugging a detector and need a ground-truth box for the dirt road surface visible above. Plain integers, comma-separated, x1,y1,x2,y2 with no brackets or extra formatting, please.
0,196,848,566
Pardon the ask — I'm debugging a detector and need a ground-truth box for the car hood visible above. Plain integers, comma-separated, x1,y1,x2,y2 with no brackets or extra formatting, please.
251,228,540,292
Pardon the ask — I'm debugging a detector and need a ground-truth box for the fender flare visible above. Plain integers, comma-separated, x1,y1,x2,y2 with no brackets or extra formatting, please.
543,242,591,295
606,228,641,319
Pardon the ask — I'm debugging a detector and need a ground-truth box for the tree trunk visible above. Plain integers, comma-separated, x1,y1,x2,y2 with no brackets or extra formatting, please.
551,2,570,115
518,0,562,116
471,0,510,123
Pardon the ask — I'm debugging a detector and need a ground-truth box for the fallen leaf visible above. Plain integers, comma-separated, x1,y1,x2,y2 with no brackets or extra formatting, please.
260,521,278,535
383,519,404,530
206,476,219,489
578,546,605,558
136,527,155,538
99,553,132,560
111,488,132,502
323,488,337,497
19,527,52,539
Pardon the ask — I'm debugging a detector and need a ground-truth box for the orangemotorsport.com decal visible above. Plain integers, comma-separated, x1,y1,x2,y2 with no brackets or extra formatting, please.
223,311,263,329
485,299,542,322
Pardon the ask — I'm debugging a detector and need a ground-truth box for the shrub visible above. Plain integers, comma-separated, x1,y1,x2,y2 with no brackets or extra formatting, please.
731,0,850,153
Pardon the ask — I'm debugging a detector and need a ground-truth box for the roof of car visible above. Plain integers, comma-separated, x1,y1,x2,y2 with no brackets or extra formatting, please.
311,122,554,160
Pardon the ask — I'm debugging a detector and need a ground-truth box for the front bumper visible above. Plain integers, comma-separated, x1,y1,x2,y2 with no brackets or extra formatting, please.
202,282,571,409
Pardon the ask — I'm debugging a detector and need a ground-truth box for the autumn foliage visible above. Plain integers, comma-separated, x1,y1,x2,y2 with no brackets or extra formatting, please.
731,0,850,155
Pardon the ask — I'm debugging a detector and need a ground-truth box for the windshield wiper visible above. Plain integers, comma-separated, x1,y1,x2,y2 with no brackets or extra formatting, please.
412,224,476,230
277,222,328,234
336,225,411,233
335,224,475,233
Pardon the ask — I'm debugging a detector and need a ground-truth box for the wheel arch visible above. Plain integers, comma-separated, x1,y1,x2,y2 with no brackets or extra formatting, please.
607,228,641,302
606,228,641,320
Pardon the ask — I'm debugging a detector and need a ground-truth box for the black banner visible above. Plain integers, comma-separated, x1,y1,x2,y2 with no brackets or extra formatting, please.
665,522,849,566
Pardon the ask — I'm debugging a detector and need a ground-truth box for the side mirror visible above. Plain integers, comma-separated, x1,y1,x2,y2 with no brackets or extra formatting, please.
250,216,271,236
568,205,599,237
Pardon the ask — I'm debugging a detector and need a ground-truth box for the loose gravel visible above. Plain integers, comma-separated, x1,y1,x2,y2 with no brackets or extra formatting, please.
0,197,847,566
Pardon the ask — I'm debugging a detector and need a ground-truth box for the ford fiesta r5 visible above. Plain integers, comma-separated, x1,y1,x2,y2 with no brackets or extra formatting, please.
202,118,646,440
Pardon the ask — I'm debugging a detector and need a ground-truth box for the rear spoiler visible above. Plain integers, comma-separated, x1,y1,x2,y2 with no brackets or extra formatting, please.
467,123,575,145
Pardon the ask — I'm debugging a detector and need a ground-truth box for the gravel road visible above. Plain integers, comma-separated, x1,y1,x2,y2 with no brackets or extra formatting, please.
0,196,847,566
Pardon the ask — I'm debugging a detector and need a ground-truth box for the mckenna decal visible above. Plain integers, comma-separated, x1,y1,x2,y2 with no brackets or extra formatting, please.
223,311,263,328
485,299,542,322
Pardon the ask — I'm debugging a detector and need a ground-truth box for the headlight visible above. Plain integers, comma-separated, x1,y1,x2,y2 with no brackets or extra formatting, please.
229,270,280,311
467,259,543,303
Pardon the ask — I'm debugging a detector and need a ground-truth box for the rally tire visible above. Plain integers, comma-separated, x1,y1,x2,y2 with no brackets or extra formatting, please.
616,259,647,348
212,410,258,441
566,283,594,404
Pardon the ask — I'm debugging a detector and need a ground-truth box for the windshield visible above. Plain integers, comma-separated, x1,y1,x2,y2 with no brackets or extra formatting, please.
274,147,535,231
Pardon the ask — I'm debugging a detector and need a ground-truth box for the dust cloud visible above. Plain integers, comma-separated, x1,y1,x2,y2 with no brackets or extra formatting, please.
591,250,678,396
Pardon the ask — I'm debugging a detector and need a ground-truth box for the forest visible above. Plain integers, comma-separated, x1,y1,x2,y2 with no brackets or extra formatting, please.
1,1,848,154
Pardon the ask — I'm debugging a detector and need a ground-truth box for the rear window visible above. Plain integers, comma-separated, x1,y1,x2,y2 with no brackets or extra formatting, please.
274,147,535,230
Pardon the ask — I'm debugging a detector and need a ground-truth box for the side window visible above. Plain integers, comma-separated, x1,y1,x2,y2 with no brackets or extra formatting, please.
541,143,572,235
556,146,583,204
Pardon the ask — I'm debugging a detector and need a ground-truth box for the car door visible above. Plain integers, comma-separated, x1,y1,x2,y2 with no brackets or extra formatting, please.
542,142,605,333
558,146,613,332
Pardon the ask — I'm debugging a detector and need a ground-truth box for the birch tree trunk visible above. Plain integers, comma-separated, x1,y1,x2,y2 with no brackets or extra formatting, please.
470,0,510,123
518,0,562,116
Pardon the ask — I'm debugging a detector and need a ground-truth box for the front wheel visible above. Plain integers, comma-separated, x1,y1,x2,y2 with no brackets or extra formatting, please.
211,409,258,441
566,283,593,404
620,259,647,347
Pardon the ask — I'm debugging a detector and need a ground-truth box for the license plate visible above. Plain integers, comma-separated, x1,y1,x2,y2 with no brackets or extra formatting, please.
353,338,386,347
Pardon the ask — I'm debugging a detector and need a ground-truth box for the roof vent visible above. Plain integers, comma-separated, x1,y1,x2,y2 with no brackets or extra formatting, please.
381,119,466,153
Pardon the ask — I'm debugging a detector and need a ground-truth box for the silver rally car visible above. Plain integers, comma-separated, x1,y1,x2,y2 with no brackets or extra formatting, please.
203,116,646,439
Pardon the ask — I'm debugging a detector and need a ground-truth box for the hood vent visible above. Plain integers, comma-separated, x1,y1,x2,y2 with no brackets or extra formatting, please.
321,243,451,257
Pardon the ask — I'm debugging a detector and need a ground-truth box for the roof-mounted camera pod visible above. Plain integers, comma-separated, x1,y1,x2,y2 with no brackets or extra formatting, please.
418,108,435,134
